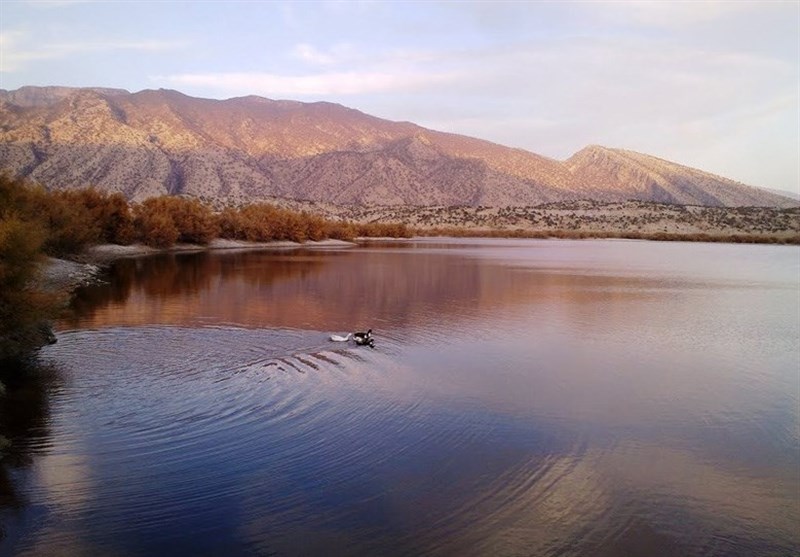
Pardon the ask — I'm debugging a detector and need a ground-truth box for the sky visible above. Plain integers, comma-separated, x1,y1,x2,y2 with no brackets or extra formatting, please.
1,0,798,195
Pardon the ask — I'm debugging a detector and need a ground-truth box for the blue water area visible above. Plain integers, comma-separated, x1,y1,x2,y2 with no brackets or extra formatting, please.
1,239,798,556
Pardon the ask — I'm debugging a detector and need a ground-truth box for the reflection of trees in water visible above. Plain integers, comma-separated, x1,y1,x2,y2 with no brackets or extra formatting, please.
139,253,211,298
59,251,328,329
0,360,57,518
60,248,667,333
64,263,136,326
217,252,330,287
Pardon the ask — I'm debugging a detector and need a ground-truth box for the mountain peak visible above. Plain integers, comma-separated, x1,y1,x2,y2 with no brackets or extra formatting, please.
0,86,795,208
0,85,129,107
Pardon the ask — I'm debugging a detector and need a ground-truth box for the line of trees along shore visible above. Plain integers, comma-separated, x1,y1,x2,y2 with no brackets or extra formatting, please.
0,175,409,365
0,175,411,257
2,173,797,365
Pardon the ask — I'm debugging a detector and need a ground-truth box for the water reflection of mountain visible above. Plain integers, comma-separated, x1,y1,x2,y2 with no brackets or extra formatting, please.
60,247,664,335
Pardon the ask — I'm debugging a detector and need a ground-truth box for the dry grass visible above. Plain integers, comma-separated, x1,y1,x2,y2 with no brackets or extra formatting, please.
314,200,799,245
413,226,800,245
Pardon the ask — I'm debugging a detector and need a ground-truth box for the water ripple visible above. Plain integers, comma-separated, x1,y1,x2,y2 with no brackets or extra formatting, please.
8,241,798,557
32,326,418,547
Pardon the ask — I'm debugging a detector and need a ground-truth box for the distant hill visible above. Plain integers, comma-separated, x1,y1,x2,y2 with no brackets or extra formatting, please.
0,86,795,208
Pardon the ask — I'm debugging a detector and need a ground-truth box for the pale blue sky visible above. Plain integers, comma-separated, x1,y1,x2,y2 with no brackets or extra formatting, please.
1,1,797,194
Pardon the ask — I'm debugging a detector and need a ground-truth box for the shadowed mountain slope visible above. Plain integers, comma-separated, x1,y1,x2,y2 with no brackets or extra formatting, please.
0,86,794,208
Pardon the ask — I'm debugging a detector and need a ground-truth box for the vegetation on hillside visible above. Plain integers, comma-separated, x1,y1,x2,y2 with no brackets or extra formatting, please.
335,201,800,244
412,226,800,244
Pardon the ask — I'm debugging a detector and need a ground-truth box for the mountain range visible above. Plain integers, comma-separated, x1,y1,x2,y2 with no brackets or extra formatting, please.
0,86,795,208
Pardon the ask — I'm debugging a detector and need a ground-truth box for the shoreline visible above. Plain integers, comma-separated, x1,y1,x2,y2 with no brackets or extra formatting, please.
411,228,800,245
45,229,800,294
41,230,800,296
24,231,799,366
80,237,356,262
42,238,357,294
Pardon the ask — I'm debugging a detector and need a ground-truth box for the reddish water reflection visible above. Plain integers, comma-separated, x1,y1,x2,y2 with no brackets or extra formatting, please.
62,245,679,336
3,239,796,557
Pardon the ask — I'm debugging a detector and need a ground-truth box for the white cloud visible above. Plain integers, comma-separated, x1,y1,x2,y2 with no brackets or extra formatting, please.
344,34,797,191
290,43,357,66
159,69,460,97
0,29,188,73
289,42,428,72
597,0,762,27
393,36,794,142
291,43,336,65
2,0,796,192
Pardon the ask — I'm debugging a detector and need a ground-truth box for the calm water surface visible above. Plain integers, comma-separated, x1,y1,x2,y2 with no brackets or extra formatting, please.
1,238,798,556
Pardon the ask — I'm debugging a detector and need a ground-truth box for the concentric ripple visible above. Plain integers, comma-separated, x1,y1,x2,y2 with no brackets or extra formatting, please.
15,325,608,556
3,240,798,557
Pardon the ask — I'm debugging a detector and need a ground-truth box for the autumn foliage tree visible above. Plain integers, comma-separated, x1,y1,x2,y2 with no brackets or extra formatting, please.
217,203,312,242
133,196,219,247
0,176,59,363
67,188,135,245
218,204,362,243
355,221,411,238
33,190,99,255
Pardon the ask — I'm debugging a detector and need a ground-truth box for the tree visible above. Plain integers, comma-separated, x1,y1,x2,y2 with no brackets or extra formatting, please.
133,202,180,248
68,188,135,244
0,176,60,363
133,197,218,247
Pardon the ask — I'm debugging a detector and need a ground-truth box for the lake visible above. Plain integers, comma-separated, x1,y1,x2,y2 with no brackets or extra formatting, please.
2,238,798,556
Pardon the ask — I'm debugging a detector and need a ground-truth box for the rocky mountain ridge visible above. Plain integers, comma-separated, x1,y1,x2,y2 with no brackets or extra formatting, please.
0,86,795,208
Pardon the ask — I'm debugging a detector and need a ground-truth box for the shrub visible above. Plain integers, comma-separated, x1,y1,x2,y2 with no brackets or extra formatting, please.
1,177,100,256
356,221,411,238
133,197,218,247
218,203,276,242
327,220,357,241
169,198,219,244
68,188,135,244
0,209,59,363
302,212,328,241
36,190,100,256
133,203,180,248
218,203,316,242
217,207,245,240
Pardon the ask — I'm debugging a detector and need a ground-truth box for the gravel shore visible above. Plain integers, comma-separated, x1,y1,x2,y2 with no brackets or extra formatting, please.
39,257,103,294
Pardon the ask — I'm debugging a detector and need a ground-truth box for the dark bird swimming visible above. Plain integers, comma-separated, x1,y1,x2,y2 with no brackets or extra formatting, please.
353,329,375,348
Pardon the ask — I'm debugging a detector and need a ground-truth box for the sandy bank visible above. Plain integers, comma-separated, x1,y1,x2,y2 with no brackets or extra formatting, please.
41,238,356,292
80,238,356,262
